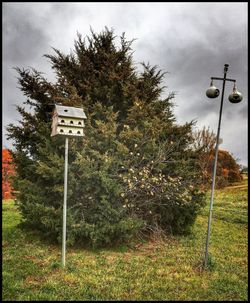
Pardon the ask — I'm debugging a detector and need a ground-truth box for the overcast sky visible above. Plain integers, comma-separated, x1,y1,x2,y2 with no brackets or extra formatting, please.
2,2,248,165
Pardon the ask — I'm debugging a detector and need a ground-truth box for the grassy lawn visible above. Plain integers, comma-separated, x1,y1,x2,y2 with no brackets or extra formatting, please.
2,179,248,301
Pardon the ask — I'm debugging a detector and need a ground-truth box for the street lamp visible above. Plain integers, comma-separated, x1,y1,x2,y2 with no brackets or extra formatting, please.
204,64,243,268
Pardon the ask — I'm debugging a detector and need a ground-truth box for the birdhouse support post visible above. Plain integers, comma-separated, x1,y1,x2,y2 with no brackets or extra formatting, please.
62,136,68,267
51,104,86,267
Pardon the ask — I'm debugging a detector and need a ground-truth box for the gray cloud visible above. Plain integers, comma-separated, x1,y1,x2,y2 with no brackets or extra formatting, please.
2,2,248,165
3,18,47,64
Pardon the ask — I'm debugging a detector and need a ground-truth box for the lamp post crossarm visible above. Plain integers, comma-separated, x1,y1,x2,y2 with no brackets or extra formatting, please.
211,77,236,82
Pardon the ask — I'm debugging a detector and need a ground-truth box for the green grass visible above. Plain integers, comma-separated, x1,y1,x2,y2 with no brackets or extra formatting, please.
2,180,248,301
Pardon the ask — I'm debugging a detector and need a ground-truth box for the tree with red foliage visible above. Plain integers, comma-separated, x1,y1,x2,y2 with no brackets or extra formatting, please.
2,149,16,199
192,127,242,188
209,149,242,188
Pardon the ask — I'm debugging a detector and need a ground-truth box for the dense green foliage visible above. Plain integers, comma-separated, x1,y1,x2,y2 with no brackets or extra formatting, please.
7,28,205,247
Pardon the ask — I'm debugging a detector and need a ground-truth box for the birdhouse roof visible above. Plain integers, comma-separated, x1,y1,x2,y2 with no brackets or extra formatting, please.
55,105,87,119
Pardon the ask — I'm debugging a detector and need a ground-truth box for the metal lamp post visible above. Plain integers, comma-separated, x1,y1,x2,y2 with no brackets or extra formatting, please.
204,64,243,268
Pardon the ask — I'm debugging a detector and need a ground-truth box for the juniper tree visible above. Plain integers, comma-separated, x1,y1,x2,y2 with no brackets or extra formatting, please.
7,28,205,247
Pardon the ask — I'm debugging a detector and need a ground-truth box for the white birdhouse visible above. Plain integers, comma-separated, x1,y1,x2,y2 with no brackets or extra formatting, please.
51,104,87,137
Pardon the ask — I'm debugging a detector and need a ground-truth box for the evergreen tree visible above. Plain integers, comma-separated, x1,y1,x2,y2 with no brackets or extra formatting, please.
7,28,205,247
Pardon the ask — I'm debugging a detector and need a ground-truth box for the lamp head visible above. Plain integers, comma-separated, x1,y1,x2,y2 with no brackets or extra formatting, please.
228,83,243,103
206,80,220,98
